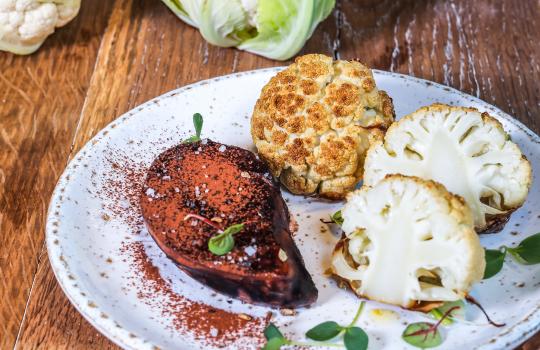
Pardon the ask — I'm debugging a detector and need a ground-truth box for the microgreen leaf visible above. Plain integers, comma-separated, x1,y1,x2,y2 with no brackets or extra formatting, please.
402,305,459,348
182,113,204,143
507,232,540,265
262,337,287,350
429,300,465,325
305,321,343,341
264,323,285,341
331,210,344,226
402,322,443,348
222,223,244,236
265,303,369,350
483,248,506,279
263,324,288,350
193,113,203,139
208,234,234,255
208,223,244,255
344,327,368,350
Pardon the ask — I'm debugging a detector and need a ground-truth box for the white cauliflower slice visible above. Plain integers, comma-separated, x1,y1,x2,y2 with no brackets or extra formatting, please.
0,0,81,55
364,104,532,233
331,175,485,309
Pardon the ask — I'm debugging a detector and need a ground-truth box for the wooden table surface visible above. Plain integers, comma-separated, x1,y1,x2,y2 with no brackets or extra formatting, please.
1,0,538,349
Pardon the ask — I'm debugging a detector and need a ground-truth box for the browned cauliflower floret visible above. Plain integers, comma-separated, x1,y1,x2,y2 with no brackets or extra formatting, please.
251,54,395,199
331,175,485,309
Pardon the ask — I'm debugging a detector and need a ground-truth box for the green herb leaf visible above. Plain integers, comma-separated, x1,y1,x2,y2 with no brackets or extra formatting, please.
508,232,540,265
262,323,287,350
331,210,344,226
208,234,234,255
305,321,343,341
262,337,287,350
264,323,285,341
344,327,368,350
193,113,203,138
483,248,506,279
208,223,244,255
182,113,204,143
402,322,442,348
222,223,244,236
429,300,465,325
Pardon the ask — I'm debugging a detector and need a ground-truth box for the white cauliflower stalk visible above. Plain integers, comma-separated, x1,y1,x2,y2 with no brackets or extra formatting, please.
331,175,485,309
0,0,81,55
364,104,532,233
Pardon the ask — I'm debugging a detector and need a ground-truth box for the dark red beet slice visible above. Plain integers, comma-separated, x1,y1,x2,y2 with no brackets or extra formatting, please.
140,140,317,307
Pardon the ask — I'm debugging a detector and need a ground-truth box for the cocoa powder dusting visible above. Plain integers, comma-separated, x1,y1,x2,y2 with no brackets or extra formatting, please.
98,145,267,348
123,242,266,348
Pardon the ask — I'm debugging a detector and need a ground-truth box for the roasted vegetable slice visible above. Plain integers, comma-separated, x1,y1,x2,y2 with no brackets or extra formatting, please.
331,175,485,309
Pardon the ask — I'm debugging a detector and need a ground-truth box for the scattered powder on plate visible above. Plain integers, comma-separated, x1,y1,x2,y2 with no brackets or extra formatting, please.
122,242,267,348
97,143,268,348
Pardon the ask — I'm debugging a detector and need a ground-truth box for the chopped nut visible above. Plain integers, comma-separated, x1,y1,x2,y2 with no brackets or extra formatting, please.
278,249,288,262
279,308,297,316
211,217,223,223
240,171,251,178
238,313,253,321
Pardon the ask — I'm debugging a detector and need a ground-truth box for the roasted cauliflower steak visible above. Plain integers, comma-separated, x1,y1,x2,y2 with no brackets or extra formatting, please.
331,175,485,309
364,104,532,233
251,54,395,199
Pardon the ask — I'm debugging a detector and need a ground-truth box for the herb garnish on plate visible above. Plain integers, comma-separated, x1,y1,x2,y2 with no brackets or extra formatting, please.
483,232,540,279
263,302,368,350
183,213,244,255
182,112,204,143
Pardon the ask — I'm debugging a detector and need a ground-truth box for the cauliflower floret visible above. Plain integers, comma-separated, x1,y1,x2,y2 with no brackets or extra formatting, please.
0,0,81,55
251,54,395,199
364,104,532,233
331,175,485,308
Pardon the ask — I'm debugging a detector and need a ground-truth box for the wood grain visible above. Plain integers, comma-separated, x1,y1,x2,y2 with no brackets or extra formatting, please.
4,0,539,348
13,0,330,348
0,1,115,348
338,0,540,134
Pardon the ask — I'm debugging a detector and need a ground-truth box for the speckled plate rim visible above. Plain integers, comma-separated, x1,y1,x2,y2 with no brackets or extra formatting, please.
46,67,540,350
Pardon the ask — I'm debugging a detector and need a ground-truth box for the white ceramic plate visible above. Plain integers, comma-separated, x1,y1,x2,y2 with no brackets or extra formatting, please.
47,68,540,350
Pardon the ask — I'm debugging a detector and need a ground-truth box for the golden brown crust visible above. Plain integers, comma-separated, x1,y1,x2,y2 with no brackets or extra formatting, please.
251,54,395,199
482,211,513,234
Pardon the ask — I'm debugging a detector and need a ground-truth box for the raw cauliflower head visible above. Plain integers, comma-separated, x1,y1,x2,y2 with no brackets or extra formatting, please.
364,104,532,233
0,0,81,55
251,54,395,199
331,175,485,308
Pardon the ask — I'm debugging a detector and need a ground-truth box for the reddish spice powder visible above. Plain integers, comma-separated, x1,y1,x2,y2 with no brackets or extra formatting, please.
140,140,285,271
123,242,267,348
97,145,269,348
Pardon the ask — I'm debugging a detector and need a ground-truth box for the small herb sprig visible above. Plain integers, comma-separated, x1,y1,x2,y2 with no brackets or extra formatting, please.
263,302,368,350
403,297,505,348
402,305,459,348
428,300,465,326
183,213,243,255
321,210,344,226
182,113,204,143
483,232,540,279
208,223,244,255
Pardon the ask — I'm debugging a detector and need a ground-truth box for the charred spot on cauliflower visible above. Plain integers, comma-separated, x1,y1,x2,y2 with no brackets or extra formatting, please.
364,104,532,233
251,54,395,199
331,175,485,309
